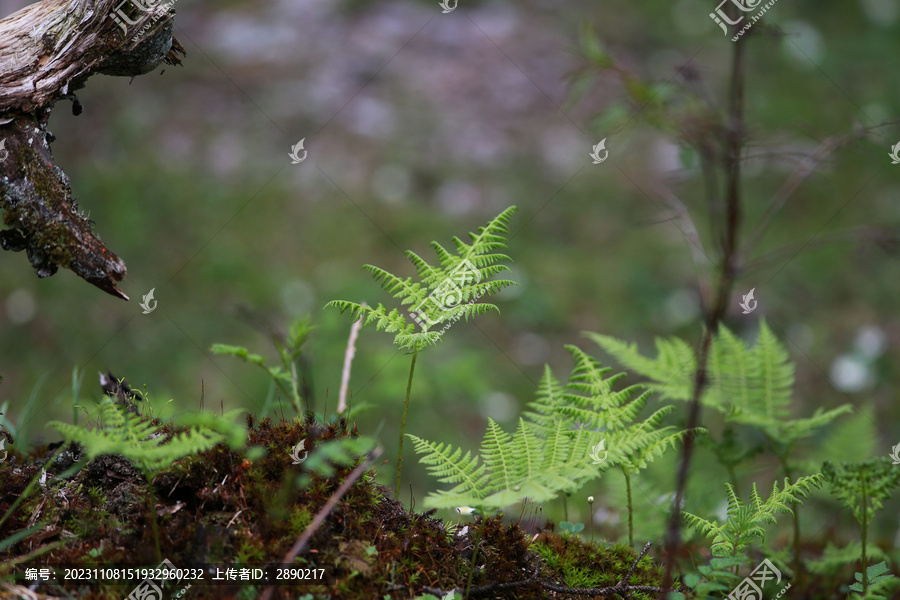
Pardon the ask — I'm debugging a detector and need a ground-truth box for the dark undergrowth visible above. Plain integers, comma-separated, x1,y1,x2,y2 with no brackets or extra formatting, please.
0,415,672,599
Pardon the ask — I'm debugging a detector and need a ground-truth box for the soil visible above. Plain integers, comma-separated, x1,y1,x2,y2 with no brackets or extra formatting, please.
0,415,673,599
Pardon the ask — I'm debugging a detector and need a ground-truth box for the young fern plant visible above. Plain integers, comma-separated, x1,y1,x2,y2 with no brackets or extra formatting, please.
592,321,850,566
822,458,900,595
408,387,600,600
211,315,315,415
49,397,247,476
49,397,247,560
525,344,697,547
848,561,900,600
327,206,518,497
410,341,692,550
682,474,823,574
408,415,601,512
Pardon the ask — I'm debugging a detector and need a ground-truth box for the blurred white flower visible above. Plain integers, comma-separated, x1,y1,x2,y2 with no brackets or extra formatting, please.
830,354,873,392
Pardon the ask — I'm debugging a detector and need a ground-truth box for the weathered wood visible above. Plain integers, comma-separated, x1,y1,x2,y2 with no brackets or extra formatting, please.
0,0,186,300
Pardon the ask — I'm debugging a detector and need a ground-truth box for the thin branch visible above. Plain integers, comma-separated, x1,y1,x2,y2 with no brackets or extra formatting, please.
338,301,366,413
744,225,900,272
258,446,383,600
744,125,869,257
653,185,713,308
662,27,747,592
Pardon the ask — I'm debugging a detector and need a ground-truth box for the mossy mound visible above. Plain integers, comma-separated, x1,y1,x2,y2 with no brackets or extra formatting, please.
1,415,673,599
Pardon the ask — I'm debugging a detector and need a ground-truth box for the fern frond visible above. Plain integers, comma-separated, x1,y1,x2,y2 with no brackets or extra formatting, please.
407,436,486,489
409,416,598,511
592,322,850,449
806,541,889,575
481,419,516,492
683,474,824,558
48,398,242,478
411,335,693,515
325,301,433,350
588,333,696,401
362,266,424,304
823,458,900,527
522,365,567,431
328,207,518,350
612,426,693,473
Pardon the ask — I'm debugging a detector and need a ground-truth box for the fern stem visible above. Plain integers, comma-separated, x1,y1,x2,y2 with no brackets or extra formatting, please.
148,491,162,563
71,366,81,427
395,350,418,498
775,449,802,579
861,480,868,592
622,467,633,548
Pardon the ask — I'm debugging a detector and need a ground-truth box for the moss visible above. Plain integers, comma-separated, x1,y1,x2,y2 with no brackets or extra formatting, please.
0,416,673,599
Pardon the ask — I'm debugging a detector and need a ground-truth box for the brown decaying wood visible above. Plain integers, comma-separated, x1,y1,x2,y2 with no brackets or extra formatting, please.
0,0,186,300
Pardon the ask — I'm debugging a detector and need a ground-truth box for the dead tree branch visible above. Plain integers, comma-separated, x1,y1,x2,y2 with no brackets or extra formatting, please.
0,0,186,300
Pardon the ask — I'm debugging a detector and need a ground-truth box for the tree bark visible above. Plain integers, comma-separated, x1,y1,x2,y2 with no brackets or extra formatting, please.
0,0,185,300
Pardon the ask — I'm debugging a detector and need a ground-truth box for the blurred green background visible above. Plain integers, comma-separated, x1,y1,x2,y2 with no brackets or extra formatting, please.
1,0,899,546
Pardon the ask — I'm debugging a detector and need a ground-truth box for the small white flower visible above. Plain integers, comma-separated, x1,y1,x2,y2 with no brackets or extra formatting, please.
588,496,595,503
456,506,477,515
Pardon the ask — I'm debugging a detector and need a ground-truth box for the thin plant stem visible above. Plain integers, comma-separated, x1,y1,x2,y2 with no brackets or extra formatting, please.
395,350,418,498
464,515,487,600
148,489,161,563
71,367,82,427
774,447,802,581
338,302,365,413
622,467,633,548
588,497,595,544
861,482,868,592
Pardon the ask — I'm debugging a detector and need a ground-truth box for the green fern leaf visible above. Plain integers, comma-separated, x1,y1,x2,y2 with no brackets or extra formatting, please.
591,322,850,449
326,206,518,351
683,474,824,559
411,339,694,516
408,416,598,511
823,458,900,531
48,398,244,479
588,333,695,401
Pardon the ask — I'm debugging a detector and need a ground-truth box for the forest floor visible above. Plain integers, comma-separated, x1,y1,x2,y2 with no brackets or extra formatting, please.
0,415,674,600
